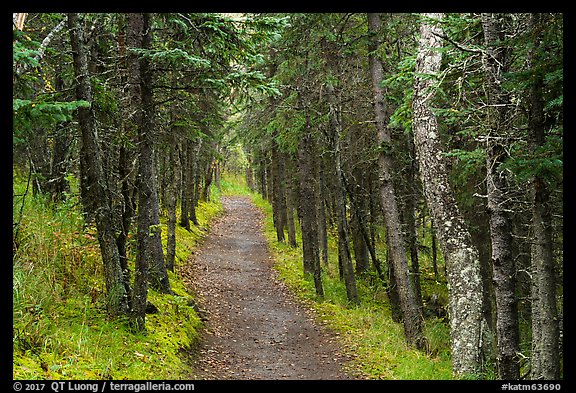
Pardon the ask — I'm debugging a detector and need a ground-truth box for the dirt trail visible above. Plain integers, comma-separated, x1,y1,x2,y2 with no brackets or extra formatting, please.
183,196,353,380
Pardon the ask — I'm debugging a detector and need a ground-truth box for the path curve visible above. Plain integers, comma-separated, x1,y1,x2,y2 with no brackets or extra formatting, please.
183,196,352,380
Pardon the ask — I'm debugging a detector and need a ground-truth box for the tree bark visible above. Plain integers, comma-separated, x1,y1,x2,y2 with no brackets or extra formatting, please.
271,138,287,242
316,158,329,265
325,80,359,305
138,13,172,295
48,75,71,203
285,156,299,248
188,139,202,226
412,13,484,377
67,12,128,317
528,13,560,380
13,13,27,31
297,110,324,297
127,12,148,331
481,12,520,380
368,12,424,348
116,19,136,314
166,114,181,272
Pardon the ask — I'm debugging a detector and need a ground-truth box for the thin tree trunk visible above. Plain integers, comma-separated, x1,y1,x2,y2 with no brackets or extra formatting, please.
271,139,286,242
67,12,128,317
179,141,190,230
297,110,324,297
481,13,520,380
246,159,255,192
137,13,172,295
188,140,202,226
368,12,424,347
49,76,71,203
127,12,148,331
325,81,359,305
201,156,214,202
412,12,484,376
430,220,439,280
316,159,329,265
528,13,560,381
285,155,299,248
165,135,180,272
351,207,370,275
165,74,181,272
116,20,136,313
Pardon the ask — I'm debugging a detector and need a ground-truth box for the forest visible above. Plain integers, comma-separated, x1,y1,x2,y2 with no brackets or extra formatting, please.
12,13,563,381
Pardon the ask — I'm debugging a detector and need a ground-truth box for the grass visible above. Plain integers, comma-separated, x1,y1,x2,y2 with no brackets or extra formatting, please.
12,171,223,380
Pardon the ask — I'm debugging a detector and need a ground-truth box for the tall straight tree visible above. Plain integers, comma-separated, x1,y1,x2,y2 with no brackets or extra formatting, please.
271,136,287,243
527,13,560,380
297,102,324,298
480,12,520,380
322,32,359,305
127,12,148,330
138,13,172,294
129,12,173,331
367,13,424,348
412,13,484,377
67,13,129,317
325,82,359,305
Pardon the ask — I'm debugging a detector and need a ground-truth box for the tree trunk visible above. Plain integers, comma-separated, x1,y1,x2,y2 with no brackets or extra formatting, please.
325,81,359,305
201,156,214,202
316,158,329,265
528,13,560,380
285,155,299,248
350,207,370,275
188,140,202,226
412,12,484,377
116,145,135,308
67,12,128,317
404,135,424,314
271,139,287,242
179,141,190,230
48,75,71,203
138,13,172,295
256,154,268,200
116,20,136,314
126,12,149,331
481,13,520,380
246,160,255,192
297,111,324,297
368,12,424,347
166,120,180,272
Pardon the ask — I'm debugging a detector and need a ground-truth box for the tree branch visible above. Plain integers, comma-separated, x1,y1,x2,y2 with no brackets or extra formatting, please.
432,31,484,54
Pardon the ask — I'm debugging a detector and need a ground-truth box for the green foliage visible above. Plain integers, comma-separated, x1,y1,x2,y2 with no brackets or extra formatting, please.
13,99,90,145
500,134,563,187
131,47,212,69
13,27,90,146
12,33,40,69
382,55,416,133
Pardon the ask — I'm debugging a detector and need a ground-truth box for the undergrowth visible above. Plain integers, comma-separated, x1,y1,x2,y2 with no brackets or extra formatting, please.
12,171,223,380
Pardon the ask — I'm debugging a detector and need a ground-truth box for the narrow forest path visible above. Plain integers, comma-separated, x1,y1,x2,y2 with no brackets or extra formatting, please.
182,196,353,380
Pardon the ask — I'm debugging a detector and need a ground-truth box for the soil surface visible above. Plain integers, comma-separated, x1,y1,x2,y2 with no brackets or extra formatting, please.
182,196,353,380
